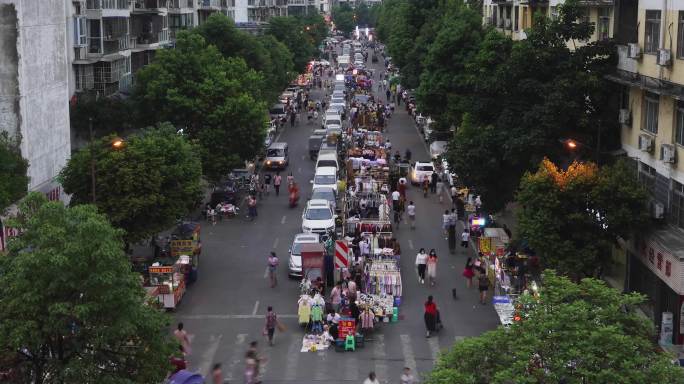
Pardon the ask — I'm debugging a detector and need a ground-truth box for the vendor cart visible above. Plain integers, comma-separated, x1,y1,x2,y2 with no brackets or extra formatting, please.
301,243,326,287
149,262,186,310
170,221,201,283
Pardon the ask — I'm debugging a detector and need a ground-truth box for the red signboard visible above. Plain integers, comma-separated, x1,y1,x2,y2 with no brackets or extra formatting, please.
337,318,356,340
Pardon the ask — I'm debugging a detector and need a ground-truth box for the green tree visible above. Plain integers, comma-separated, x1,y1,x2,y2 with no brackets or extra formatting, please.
298,13,329,49
426,271,684,384
0,132,28,211
60,124,203,244
134,32,268,181
69,97,134,139
332,4,356,36
267,16,317,71
516,159,649,279
442,0,615,212
0,193,175,383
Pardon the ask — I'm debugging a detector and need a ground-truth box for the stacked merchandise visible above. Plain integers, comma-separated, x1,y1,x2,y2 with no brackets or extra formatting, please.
364,259,402,297
357,292,394,320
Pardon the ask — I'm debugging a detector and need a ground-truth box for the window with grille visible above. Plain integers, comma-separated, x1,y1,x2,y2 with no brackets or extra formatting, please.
677,101,684,146
645,10,661,54
598,8,610,41
678,12,684,59
644,92,659,134
639,162,656,193
671,180,684,228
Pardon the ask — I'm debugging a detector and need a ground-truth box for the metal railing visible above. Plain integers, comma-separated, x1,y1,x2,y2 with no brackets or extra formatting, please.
135,29,170,45
200,0,221,8
170,0,194,8
86,0,129,10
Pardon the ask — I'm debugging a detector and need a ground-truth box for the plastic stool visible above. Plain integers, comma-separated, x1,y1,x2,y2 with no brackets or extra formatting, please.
344,335,355,351
392,307,398,322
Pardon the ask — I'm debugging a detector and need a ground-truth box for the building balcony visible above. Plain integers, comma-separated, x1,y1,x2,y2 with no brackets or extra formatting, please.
577,0,614,6
169,0,195,10
132,0,169,13
199,0,222,10
86,0,130,18
134,29,170,48
519,0,549,4
87,35,129,56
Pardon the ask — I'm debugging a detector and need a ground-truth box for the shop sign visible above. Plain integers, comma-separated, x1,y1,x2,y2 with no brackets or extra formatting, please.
171,240,194,256
149,266,174,274
337,318,356,340
479,237,492,255
638,239,683,294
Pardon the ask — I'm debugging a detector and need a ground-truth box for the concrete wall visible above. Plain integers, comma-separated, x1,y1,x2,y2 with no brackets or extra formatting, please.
0,3,20,137
0,0,71,195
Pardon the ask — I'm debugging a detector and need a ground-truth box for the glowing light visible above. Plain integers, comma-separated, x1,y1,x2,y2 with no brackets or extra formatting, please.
566,140,578,149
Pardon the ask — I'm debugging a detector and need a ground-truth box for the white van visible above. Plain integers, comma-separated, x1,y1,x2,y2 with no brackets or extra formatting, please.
264,142,289,170
311,166,338,193
316,151,339,171
323,112,342,129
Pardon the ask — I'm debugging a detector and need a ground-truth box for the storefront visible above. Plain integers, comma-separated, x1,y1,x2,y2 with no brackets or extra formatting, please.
628,228,684,345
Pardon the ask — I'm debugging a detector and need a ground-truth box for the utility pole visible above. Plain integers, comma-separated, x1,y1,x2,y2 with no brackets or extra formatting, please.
89,117,96,203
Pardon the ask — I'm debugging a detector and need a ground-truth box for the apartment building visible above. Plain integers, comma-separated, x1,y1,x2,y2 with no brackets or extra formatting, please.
482,0,614,42
0,0,71,207
607,0,684,347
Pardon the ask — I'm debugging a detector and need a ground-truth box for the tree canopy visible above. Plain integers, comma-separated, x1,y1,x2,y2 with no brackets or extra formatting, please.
332,3,356,36
60,123,203,243
516,158,649,279
0,193,175,383
0,132,28,211
267,16,322,71
426,271,684,384
133,32,268,182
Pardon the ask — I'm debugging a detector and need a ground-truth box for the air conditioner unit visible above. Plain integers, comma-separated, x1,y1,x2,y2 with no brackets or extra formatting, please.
619,108,631,125
628,43,641,59
657,49,672,66
651,201,665,219
638,134,654,152
661,143,676,163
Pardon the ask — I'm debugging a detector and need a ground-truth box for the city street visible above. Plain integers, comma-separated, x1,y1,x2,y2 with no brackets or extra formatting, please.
175,50,500,383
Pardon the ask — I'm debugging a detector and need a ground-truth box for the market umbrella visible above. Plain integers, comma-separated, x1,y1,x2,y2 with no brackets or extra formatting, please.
167,370,205,384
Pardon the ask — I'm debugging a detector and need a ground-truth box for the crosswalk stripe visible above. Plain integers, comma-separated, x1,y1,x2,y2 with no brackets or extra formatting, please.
197,334,222,377
314,349,328,380
427,337,440,363
374,334,388,380
259,341,272,380
224,333,247,381
399,334,417,374
283,334,301,381
344,352,358,381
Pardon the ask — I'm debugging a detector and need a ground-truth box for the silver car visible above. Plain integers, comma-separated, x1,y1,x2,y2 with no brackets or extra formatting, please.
288,233,320,277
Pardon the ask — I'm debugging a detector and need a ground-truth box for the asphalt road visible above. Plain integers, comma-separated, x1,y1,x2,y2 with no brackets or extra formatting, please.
174,46,500,384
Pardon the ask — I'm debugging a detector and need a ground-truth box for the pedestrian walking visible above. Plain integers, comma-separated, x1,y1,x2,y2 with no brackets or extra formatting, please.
415,248,427,284
363,371,380,384
385,89,391,103
424,295,438,338
478,269,490,304
422,176,429,198
461,229,470,248
264,306,279,346
436,175,444,203
330,282,342,312
442,210,451,238
463,257,475,288
246,195,257,220
407,201,416,229
427,249,438,287
274,172,282,196
391,188,401,209
430,172,438,194
448,210,457,254
211,363,223,384
267,252,279,288
400,367,416,384
450,185,458,207
173,322,191,355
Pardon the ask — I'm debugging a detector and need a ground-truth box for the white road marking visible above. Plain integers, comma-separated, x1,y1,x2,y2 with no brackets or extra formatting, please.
407,239,414,250
301,154,307,160
428,337,441,363
273,236,280,248
178,313,298,320
344,353,358,381
252,301,260,316
374,334,388,380
281,215,287,224
284,335,301,380
264,267,269,279
314,347,327,380
400,334,417,374
298,167,302,173
224,333,247,381
197,334,223,378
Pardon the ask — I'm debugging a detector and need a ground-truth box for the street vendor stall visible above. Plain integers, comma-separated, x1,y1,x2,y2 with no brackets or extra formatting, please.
148,258,188,310
170,221,201,283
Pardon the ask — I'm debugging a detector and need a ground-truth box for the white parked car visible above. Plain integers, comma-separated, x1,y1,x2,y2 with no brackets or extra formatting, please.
322,113,342,130
301,199,336,235
311,186,337,212
288,233,320,277
410,161,435,185
311,166,338,193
